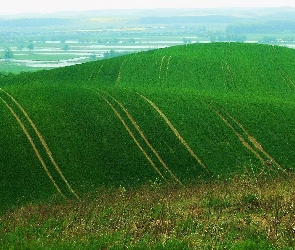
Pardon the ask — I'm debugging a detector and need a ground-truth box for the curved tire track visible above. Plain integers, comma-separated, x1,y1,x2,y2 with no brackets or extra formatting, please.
135,91,210,174
115,58,128,86
219,105,286,173
0,97,66,198
158,55,166,81
105,92,184,186
98,92,169,183
207,103,267,167
208,102,286,173
0,88,80,200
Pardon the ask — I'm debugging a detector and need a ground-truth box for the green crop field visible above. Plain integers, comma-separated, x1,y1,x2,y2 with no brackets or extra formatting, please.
1,42,295,248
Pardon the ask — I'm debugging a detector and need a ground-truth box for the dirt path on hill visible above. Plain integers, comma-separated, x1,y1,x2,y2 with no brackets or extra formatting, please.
100,94,169,183
0,97,65,198
220,107,286,173
136,92,210,173
0,88,80,200
105,92,183,186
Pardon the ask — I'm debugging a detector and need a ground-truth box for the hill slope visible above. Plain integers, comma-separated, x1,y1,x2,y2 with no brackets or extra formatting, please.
1,42,295,212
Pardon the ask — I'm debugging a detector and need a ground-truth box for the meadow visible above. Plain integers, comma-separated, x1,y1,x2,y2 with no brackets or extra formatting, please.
1,42,295,248
1,173,295,249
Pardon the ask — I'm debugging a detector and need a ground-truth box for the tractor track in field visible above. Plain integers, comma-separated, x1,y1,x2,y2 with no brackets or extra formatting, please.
285,75,295,88
219,106,286,173
221,60,236,90
271,46,295,90
86,64,98,83
98,92,169,183
207,103,268,168
0,97,65,198
0,88,80,200
135,91,210,174
95,64,104,80
115,58,128,86
86,63,104,84
103,91,184,186
158,56,166,82
88,63,104,83
165,56,172,86
208,102,286,173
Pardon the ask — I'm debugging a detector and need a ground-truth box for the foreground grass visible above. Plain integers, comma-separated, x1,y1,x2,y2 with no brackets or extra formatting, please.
1,171,295,249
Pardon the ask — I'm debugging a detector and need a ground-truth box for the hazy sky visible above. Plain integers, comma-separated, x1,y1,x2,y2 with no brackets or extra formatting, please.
1,0,295,15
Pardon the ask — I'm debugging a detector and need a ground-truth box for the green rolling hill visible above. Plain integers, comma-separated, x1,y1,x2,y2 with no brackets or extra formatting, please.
1,42,295,212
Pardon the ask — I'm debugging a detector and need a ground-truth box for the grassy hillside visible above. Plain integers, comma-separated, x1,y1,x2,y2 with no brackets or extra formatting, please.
1,174,295,249
1,42,295,213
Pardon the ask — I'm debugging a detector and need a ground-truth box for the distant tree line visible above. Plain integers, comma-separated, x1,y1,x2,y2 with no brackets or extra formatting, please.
259,36,295,43
226,21,295,34
0,18,69,28
209,31,246,42
137,15,241,24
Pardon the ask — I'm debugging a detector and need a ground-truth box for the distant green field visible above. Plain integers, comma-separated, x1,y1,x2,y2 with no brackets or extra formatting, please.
1,42,295,213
